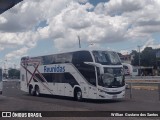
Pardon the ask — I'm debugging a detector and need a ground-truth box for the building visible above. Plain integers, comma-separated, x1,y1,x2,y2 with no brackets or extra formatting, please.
118,53,132,64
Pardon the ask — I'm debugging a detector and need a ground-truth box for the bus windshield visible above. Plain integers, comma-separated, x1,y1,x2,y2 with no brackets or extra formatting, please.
97,67,125,88
92,51,121,65
100,73,125,88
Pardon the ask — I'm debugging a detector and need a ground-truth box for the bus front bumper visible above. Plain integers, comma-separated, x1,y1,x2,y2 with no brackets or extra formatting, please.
97,90,125,100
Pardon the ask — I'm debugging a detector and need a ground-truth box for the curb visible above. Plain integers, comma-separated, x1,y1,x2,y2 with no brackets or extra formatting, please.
132,86,158,91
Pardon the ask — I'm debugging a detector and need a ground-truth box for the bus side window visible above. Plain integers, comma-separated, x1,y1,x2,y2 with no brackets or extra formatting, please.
79,69,96,86
96,67,100,76
78,51,93,63
72,52,79,65
72,51,96,86
96,67,103,86
63,73,78,87
54,73,64,83
72,51,93,65
42,73,53,82
89,72,96,86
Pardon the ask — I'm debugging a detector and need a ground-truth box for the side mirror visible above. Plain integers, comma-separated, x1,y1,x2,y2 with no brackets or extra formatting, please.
84,62,104,74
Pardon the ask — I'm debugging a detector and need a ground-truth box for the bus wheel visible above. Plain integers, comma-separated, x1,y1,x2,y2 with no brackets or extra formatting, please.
75,89,82,101
29,86,35,96
35,86,40,96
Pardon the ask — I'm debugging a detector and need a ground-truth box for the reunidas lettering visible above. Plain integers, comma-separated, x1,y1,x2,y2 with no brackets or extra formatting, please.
44,65,65,73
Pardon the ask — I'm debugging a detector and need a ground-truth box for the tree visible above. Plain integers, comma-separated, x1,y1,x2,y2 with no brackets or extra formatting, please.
131,50,139,66
131,47,157,67
141,47,156,67
8,69,20,79
3,73,8,79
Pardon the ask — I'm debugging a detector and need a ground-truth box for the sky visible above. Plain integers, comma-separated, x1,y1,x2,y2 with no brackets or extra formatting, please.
0,0,160,69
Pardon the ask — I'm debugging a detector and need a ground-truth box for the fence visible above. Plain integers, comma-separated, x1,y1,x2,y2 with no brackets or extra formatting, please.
125,76,160,80
126,81,160,101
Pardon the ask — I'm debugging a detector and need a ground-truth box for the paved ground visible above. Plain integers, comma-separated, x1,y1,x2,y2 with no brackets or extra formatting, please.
0,80,160,120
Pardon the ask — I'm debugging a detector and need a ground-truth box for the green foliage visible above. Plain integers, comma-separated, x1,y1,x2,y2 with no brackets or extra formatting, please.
131,50,139,66
141,47,156,66
8,69,20,79
3,73,8,79
131,47,160,67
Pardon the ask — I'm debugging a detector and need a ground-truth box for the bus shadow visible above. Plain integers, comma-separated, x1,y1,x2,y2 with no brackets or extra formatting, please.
33,94,74,101
26,94,124,103
83,99,124,104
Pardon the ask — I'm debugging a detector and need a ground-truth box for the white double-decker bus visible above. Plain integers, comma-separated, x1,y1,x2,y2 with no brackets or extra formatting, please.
0,68,2,95
20,49,125,101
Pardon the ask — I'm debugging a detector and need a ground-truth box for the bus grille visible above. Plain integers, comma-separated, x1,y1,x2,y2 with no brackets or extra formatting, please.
106,91,122,95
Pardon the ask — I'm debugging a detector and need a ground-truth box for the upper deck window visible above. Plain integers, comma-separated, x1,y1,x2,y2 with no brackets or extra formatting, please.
92,51,121,65
72,51,93,63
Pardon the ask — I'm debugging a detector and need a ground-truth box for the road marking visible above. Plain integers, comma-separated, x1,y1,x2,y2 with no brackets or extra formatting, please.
0,95,7,98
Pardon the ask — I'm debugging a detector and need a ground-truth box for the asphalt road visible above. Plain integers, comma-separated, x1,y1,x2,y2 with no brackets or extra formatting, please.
0,80,160,120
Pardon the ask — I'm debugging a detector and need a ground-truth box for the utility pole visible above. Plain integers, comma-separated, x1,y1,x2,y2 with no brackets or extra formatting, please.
138,45,141,66
77,35,81,48
138,45,141,75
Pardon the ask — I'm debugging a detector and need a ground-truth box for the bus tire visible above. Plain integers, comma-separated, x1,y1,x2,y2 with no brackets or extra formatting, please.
74,88,82,101
35,85,40,96
29,85,35,96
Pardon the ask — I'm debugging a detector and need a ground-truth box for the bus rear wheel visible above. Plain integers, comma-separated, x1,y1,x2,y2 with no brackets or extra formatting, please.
35,86,40,96
29,86,35,96
75,89,82,101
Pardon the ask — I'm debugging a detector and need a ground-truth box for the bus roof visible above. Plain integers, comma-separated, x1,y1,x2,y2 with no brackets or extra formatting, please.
22,48,115,59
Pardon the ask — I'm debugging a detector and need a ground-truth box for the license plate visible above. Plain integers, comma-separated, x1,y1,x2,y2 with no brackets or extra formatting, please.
112,95,117,99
